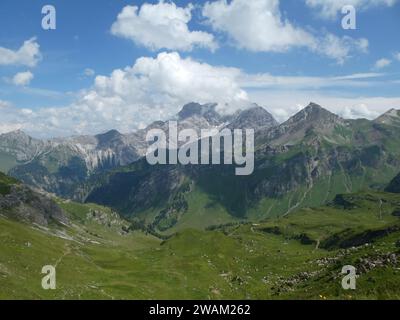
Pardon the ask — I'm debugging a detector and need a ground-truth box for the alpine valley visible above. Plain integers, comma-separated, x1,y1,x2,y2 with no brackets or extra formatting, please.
1,102,400,300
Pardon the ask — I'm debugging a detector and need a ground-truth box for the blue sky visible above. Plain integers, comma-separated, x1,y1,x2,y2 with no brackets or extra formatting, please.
0,0,399,137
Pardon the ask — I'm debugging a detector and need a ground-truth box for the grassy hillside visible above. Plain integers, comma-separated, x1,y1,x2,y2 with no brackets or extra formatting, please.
86,124,400,232
124,164,400,235
1,190,399,300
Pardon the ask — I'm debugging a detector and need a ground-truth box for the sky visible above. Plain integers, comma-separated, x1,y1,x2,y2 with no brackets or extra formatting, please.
0,0,399,138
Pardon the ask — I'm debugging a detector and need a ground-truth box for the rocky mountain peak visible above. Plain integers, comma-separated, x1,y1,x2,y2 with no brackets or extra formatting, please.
374,108,400,126
228,104,278,130
0,129,33,142
178,102,220,124
288,103,340,125
263,103,345,146
305,102,323,110
304,102,336,116
96,129,122,140
95,129,123,146
0,130,49,164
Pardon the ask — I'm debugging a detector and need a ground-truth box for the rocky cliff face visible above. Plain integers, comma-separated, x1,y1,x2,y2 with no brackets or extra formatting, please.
178,102,222,125
386,172,400,193
0,172,68,226
374,109,400,127
3,101,400,233
259,103,347,146
1,102,278,198
227,104,279,130
85,103,400,232
0,130,49,163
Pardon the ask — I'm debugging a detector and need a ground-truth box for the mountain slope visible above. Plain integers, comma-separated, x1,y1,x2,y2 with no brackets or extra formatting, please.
1,188,399,299
2,102,400,300
227,104,278,130
386,172,400,193
86,103,400,233
374,108,400,127
0,171,68,226
1,102,278,199
0,131,49,172
257,103,348,147
177,102,222,125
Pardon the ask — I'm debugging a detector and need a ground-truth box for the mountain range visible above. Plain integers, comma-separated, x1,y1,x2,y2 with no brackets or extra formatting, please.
1,102,400,233
86,102,400,233
1,101,400,300
0,102,276,198
1,160,400,299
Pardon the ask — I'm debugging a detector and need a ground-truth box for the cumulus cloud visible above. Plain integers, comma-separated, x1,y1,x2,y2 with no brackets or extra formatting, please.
0,123,23,135
88,51,248,116
305,0,398,19
111,1,217,51
202,0,368,63
1,52,248,137
375,58,392,69
248,90,400,123
11,71,34,86
0,102,23,134
0,38,41,67
341,103,381,119
203,0,315,52
0,51,397,138
394,52,400,61
316,35,368,64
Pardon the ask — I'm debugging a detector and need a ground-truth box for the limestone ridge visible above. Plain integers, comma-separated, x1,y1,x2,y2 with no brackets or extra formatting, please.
0,102,278,197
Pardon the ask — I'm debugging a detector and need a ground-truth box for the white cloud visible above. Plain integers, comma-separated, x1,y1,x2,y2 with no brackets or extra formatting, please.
239,72,383,89
0,52,248,137
305,0,398,19
21,87,66,98
83,68,95,77
203,0,315,52
0,38,41,67
0,52,397,138
0,100,11,109
316,35,368,64
375,58,392,69
0,123,23,135
87,51,248,116
341,103,381,119
0,102,23,135
202,0,368,63
111,1,217,52
11,71,34,86
248,90,400,122
394,52,400,61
